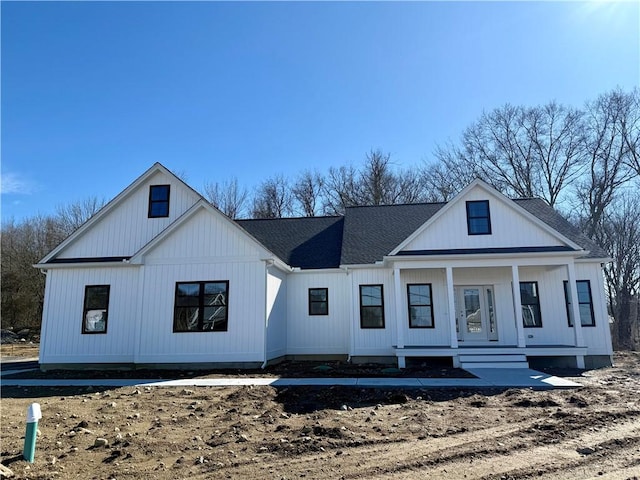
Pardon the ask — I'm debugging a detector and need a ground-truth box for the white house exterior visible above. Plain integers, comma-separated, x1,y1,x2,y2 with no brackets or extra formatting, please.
36,163,614,370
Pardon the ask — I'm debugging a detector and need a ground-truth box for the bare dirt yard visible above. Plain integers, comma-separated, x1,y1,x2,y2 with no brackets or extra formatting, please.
1,351,639,480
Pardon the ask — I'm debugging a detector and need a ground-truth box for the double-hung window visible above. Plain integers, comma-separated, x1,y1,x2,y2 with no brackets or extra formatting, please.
308,288,328,315
564,280,595,327
466,200,491,235
82,285,110,334
360,285,385,328
407,284,434,328
174,281,229,332
149,185,170,218
520,281,542,327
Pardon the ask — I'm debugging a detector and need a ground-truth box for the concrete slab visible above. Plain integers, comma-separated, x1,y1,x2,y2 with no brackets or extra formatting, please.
0,371,581,389
465,368,582,389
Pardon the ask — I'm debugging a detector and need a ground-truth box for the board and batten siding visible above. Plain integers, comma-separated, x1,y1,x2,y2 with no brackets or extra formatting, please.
142,207,265,263
137,261,266,363
135,206,272,363
350,268,396,356
286,271,350,355
266,268,288,361
39,267,139,364
400,269,452,347
573,263,612,355
402,188,565,252
58,171,200,259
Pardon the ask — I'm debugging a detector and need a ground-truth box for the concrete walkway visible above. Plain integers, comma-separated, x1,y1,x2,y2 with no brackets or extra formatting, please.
0,361,582,389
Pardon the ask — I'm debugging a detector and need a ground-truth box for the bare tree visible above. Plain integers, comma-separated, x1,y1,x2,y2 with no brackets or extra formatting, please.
523,102,587,206
420,159,468,202
594,194,640,350
251,175,293,219
55,196,106,235
322,164,362,215
358,149,400,205
203,178,249,219
292,170,324,217
577,89,638,238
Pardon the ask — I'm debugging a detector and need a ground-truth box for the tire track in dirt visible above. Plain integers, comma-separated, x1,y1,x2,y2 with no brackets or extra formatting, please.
362,414,640,479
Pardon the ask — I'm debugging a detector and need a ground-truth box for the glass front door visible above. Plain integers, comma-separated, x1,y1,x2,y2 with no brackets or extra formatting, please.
455,286,498,342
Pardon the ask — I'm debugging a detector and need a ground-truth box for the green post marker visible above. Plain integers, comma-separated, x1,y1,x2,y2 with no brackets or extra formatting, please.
23,403,42,463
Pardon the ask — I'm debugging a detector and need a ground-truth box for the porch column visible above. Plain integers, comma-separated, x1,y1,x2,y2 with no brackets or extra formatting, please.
446,267,458,349
394,268,405,350
567,262,586,350
511,264,526,348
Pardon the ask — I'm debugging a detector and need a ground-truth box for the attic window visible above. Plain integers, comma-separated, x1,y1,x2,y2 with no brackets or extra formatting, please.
466,200,491,235
149,185,170,218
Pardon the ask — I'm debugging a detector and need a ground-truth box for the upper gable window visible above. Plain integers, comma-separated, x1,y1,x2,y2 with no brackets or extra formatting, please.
466,200,491,235
148,185,170,218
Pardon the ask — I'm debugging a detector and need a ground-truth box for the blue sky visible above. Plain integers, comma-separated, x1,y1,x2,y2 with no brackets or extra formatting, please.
2,1,638,220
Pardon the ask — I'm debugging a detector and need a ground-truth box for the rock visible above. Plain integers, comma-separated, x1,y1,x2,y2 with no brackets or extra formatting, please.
94,437,109,448
0,464,14,478
577,446,596,455
195,456,205,464
340,405,348,411
237,434,249,443
181,389,195,396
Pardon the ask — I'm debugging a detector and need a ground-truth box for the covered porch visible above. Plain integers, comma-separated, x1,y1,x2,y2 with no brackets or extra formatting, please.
387,253,589,369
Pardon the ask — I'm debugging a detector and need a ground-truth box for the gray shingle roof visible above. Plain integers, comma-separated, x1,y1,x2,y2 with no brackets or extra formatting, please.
235,198,608,269
237,216,344,269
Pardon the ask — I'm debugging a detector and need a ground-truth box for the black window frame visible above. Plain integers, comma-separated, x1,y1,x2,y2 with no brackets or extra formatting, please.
359,284,385,329
173,280,229,333
466,200,492,235
308,288,329,316
564,280,596,327
82,285,110,334
407,283,435,329
520,281,542,328
148,184,171,218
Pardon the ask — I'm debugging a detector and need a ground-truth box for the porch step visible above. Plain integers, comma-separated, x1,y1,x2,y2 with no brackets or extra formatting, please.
459,354,529,369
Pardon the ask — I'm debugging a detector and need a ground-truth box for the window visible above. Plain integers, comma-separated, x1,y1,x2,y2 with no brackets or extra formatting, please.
564,280,595,327
149,185,170,218
520,281,542,328
360,285,385,328
309,288,328,315
82,285,110,334
466,200,491,235
407,284,434,328
174,281,228,332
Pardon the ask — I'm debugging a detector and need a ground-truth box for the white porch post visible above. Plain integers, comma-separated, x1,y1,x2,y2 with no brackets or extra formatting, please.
394,268,406,368
511,264,526,348
446,267,458,350
567,262,586,369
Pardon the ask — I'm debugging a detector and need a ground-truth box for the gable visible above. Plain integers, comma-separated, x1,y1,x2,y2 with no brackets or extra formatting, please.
141,206,265,262
49,167,201,261
398,184,577,254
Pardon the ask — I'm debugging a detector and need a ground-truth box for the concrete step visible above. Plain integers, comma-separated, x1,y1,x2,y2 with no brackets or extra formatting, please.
462,361,530,369
459,354,527,363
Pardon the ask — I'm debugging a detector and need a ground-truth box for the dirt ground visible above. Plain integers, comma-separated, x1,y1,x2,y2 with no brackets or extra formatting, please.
1,352,639,480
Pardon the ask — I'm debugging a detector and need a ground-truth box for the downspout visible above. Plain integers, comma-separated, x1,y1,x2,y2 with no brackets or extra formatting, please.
343,266,354,363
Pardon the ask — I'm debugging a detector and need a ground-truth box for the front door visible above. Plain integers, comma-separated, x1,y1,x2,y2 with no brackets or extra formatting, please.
455,286,498,342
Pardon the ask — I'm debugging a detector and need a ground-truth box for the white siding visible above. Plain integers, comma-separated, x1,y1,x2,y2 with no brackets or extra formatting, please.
266,268,287,360
143,207,263,262
286,271,350,355
137,261,266,363
573,263,612,355
40,267,139,364
400,269,451,346
350,269,395,356
403,187,565,251
59,171,200,259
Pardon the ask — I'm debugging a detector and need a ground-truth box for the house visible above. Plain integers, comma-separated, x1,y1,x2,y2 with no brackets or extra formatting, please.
35,163,613,370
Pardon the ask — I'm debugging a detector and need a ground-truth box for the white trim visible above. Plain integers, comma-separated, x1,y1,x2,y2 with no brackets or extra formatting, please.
33,261,138,269
566,262,586,348
511,265,526,348
445,267,458,348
